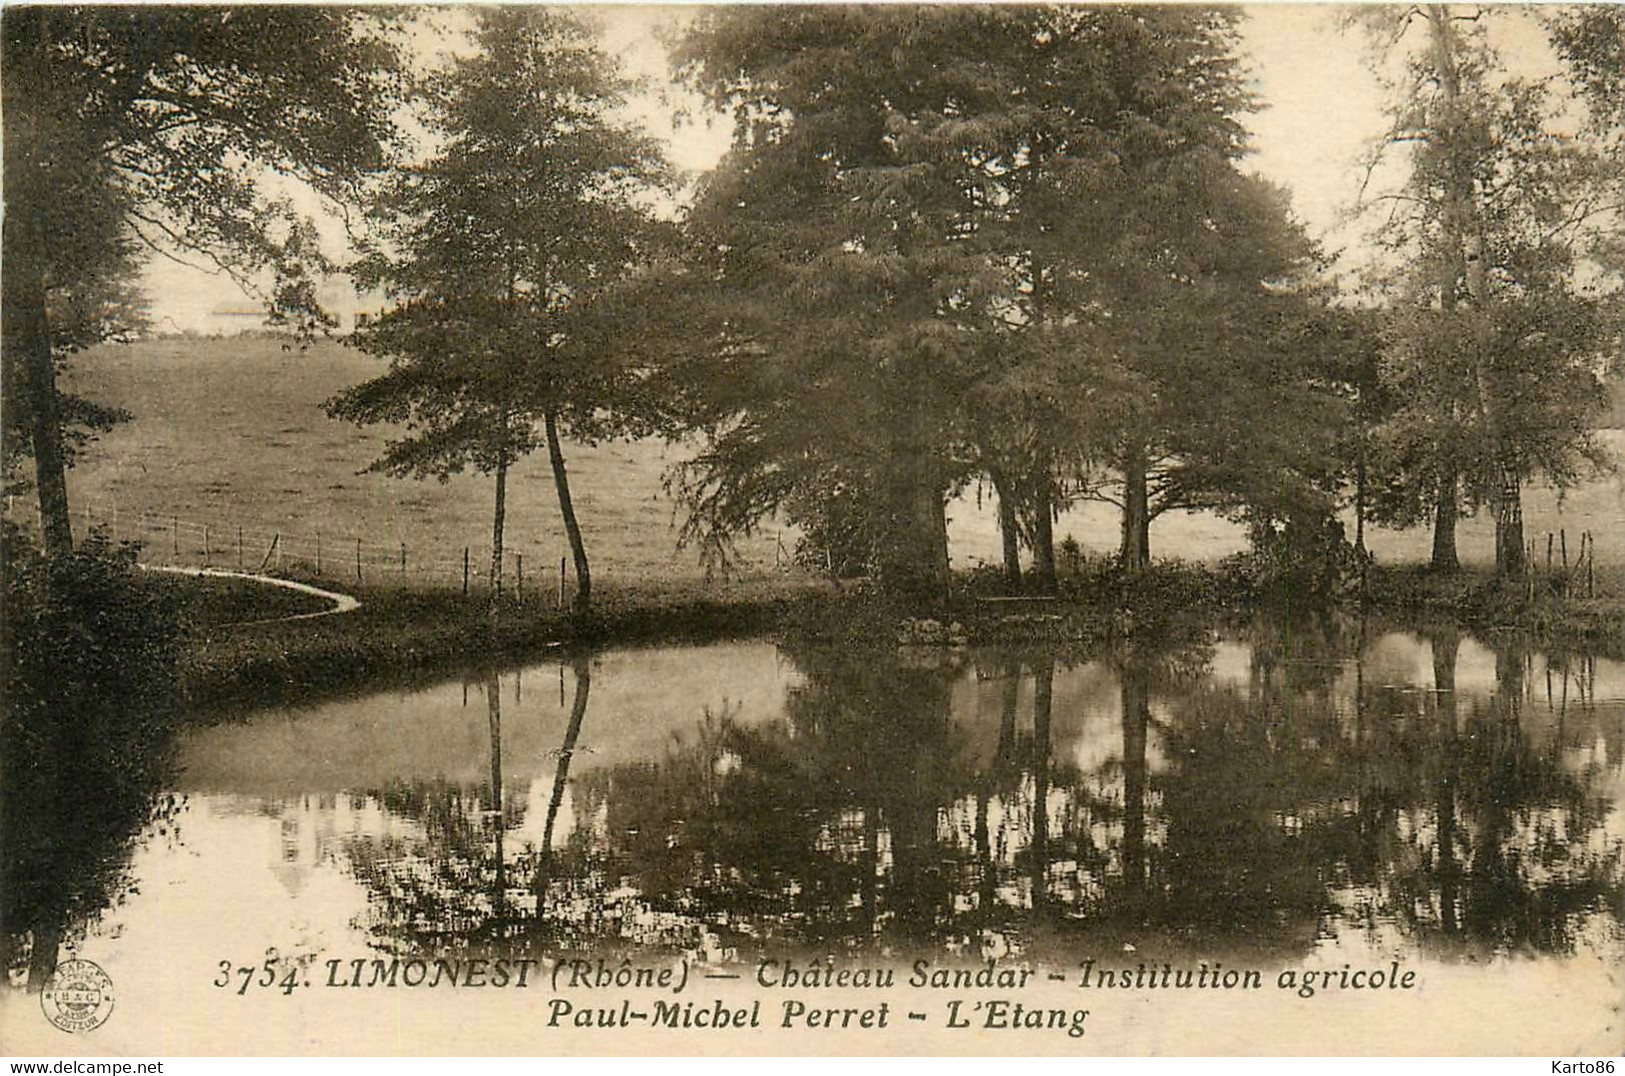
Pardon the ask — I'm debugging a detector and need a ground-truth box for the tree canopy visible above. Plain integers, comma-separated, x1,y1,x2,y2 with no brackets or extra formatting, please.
1349,6,1620,579
326,7,673,612
659,6,1330,594
2,6,405,556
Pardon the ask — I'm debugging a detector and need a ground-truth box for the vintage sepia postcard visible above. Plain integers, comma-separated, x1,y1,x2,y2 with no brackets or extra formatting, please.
2,2,1622,1059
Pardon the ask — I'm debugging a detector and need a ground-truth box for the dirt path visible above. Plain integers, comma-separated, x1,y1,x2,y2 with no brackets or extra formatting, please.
139,564,360,624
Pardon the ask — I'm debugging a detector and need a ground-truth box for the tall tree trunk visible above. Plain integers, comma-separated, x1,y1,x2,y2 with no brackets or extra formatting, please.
879,430,951,606
989,465,1023,590
489,455,508,601
1031,469,1057,594
1493,471,1525,580
1429,7,1523,583
1431,472,1460,572
544,411,591,615
3,231,74,558
1119,441,1151,572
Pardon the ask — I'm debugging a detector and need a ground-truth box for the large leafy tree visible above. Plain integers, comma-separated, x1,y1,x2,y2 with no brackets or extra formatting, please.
1,7,404,558
664,7,1007,600
665,6,1315,597
954,7,1291,585
1351,6,1617,579
327,8,671,614
1061,172,1330,572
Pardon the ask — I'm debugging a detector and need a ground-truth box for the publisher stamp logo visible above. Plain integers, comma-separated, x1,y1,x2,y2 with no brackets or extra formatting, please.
40,959,115,1033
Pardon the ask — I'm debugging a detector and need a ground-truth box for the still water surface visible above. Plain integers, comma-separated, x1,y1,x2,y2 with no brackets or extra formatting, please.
153,624,1625,965
13,618,1625,1051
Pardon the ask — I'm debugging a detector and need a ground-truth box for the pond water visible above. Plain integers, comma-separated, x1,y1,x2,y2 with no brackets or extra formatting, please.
7,618,1625,1052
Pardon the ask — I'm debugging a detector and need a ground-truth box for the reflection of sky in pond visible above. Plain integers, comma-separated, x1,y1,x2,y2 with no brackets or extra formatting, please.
19,625,1623,1053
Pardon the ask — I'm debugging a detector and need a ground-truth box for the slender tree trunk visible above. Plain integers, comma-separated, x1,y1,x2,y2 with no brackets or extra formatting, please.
929,479,951,602
544,411,591,615
1431,473,1460,572
1031,470,1057,595
1119,442,1151,572
989,465,1023,591
3,234,74,558
1354,451,1368,559
489,456,508,600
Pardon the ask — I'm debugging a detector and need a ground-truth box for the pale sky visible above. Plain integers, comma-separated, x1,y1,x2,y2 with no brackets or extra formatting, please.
137,4,1537,332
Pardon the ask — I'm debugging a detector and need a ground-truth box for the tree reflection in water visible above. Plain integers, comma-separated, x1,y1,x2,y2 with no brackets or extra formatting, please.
340,624,1624,969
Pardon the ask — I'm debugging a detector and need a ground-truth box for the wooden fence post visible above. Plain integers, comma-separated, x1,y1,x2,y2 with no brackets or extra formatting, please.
259,533,280,573
356,538,363,584
316,531,322,574
558,555,566,610
517,553,523,599
238,525,244,568
172,515,178,556
400,542,406,577
464,547,470,597
203,524,210,565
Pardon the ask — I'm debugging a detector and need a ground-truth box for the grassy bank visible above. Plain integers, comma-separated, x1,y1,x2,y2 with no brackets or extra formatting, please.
161,546,1623,719
1361,564,1625,652
174,572,834,717
166,560,1227,717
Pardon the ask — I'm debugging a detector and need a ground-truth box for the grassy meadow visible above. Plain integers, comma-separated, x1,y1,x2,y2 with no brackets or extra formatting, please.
47,337,780,588
19,336,1625,596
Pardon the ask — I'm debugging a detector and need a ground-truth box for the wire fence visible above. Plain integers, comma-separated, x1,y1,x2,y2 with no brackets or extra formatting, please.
57,497,589,604
3,495,804,601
